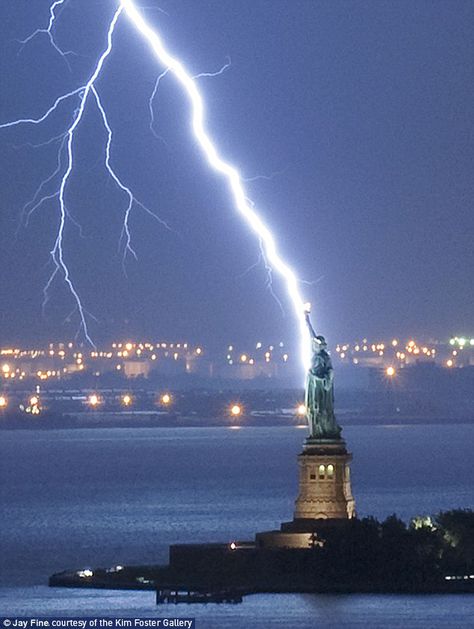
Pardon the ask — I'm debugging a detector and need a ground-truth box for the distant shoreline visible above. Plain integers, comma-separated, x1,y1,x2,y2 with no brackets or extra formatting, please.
1,413,472,430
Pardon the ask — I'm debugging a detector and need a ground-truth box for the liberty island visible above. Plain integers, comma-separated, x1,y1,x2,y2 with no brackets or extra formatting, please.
48,311,474,599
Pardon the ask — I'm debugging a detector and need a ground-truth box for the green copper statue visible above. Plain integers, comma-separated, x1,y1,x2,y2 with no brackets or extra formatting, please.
304,309,342,440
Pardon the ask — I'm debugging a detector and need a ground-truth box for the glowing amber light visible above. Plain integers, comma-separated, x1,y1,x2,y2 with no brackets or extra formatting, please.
125,342,133,351
386,366,396,377
446,359,454,368
161,393,171,405
230,404,241,417
88,394,99,406
122,395,132,406
0,396,7,408
297,404,306,417
240,354,247,363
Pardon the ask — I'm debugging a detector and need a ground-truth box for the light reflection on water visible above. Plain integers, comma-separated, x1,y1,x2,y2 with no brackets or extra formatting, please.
0,425,473,625
1,587,474,628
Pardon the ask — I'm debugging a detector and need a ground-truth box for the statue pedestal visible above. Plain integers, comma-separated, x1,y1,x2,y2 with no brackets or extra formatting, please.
255,438,355,549
293,438,355,520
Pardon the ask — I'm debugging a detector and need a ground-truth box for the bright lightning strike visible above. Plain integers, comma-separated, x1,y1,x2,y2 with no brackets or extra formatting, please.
148,58,230,142
2,2,311,370
120,1,310,369
146,51,284,319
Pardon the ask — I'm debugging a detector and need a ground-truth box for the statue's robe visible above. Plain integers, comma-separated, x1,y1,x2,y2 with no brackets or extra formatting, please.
305,350,341,439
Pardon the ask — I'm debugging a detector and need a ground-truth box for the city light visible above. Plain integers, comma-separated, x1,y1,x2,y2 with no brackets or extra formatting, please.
122,394,132,406
297,404,306,416
0,396,7,408
386,366,396,377
230,404,242,417
446,359,454,368
0,334,470,384
88,394,100,406
230,542,237,550
161,393,171,405
25,394,41,415
452,336,469,347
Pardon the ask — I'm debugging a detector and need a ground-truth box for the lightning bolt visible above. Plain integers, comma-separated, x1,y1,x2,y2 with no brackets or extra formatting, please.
2,4,171,345
2,1,311,370
17,0,76,70
120,1,310,368
148,58,230,143
91,84,172,271
47,7,124,345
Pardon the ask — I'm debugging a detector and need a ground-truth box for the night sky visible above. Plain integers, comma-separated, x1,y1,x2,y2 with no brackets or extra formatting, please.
0,0,473,353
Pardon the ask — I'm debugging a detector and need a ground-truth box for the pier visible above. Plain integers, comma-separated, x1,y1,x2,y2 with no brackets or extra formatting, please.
156,587,243,604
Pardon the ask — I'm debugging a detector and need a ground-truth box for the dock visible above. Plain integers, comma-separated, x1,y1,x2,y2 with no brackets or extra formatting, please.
156,587,243,604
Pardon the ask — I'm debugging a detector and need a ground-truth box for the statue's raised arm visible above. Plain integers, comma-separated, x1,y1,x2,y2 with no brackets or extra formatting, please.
305,311,317,340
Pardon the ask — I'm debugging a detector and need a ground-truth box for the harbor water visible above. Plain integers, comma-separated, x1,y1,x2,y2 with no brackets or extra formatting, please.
1,424,473,627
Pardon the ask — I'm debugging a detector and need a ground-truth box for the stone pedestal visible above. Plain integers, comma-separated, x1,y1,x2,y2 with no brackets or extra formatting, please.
293,438,355,520
255,438,355,549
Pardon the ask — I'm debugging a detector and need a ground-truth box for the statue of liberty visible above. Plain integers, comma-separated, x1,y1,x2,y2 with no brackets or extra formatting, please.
304,307,342,440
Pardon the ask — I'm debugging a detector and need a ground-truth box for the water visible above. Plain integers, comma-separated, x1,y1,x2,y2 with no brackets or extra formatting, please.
1,425,473,626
